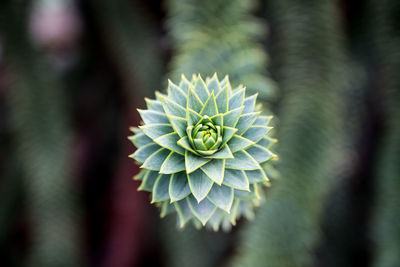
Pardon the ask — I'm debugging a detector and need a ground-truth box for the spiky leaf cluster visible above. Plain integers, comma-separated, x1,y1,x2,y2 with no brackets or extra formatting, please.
129,74,277,230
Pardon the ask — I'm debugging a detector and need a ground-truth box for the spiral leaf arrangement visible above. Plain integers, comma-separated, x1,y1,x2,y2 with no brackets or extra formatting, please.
129,74,277,230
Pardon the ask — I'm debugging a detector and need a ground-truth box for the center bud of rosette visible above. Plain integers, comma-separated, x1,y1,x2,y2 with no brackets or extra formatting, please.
186,115,223,156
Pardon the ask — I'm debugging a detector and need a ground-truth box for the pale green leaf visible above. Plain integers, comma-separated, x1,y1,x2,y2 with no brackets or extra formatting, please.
160,152,186,174
185,150,211,173
174,199,193,228
187,108,202,126
200,159,225,184
207,73,221,94
223,107,243,127
210,113,223,127
223,169,249,190
177,137,200,156
187,88,203,113
167,115,187,137
245,169,269,183
145,98,164,112
130,143,161,163
221,126,238,146
216,85,229,113
187,168,214,202
138,109,169,124
207,184,234,213
256,136,277,148
179,74,192,93
152,174,171,203
246,145,276,163
140,124,173,140
205,144,234,159
167,80,187,108
227,135,255,152
187,195,217,225
142,148,170,171
129,132,152,147
242,94,258,114
160,201,175,218
242,126,272,142
169,171,191,202
225,150,260,170
200,92,218,116
161,97,187,118
253,115,273,126
194,75,210,103
154,133,185,155
235,112,260,135
138,171,158,191
229,88,245,110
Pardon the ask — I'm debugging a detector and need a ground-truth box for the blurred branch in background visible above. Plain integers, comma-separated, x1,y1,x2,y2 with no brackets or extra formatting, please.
166,0,277,101
0,0,82,266
368,0,400,266
88,0,166,266
233,1,351,266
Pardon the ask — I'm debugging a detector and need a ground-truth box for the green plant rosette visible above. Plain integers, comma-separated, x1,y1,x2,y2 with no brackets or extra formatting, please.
129,74,277,231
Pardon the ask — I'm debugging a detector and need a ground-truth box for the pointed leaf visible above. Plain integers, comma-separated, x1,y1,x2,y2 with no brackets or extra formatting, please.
187,168,214,202
169,171,191,202
160,152,186,174
223,169,249,190
194,75,210,103
130,143,161,163
223,107,243,127
216,85,229,113
142,148,170,171
200,159,225,184
246,145,276,163
145,98,164,112
222,126,237,146
242,94,257,114
152,174,171,203
242,126,272,142
253,115,273,126
200,92,218,116
129,133,152,147
235,112,259,135
174,200,193,228
154,133,185,155
187,195,216,225
257,136,277,148
225,150,260,170
210,113,223,127
140,124,173,140
167,80,187,108
245,169,269,183
185,150,211,173
205,145,233,159
187,108,202,126
138,109,169,124
160,201,175,218
179,74,192,93
161,97,187,118
138,171,158,191
167,115,187,137
207,73,221,94
229,88,245,110
227,135,254,152
207,184,234,213
187,88,203,113
177,137,200,156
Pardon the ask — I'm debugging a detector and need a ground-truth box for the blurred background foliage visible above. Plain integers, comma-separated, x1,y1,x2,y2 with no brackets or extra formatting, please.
0,0,399,266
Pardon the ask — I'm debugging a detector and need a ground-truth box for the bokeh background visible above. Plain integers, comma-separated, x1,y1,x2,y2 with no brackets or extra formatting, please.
0,0,399,266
